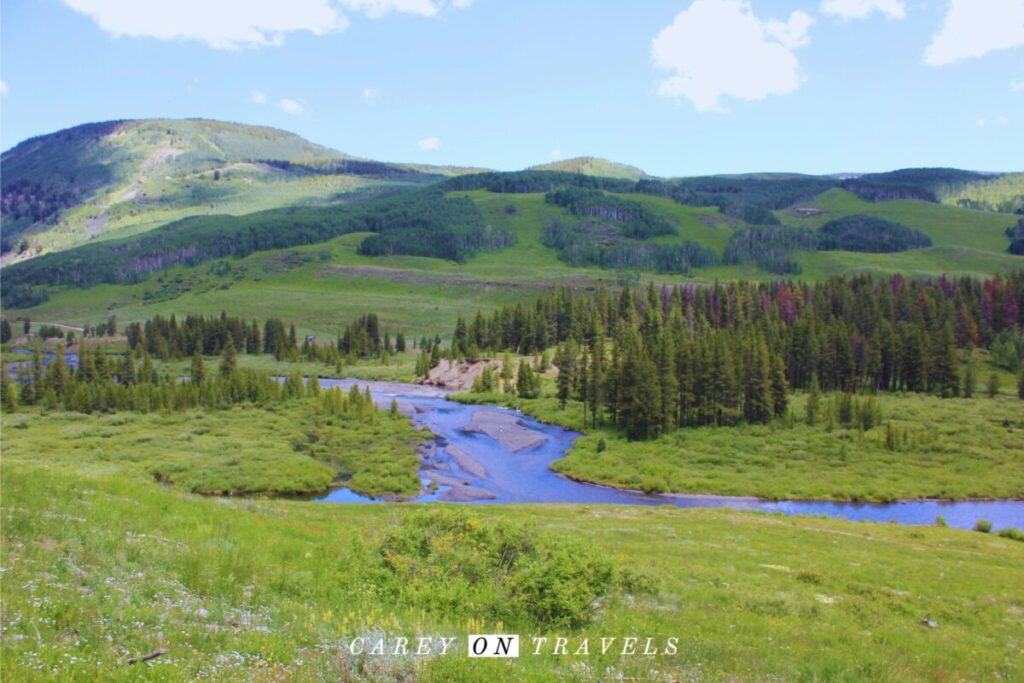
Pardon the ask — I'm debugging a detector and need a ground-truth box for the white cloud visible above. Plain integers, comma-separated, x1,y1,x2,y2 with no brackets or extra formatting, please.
820,0,905,21
0,81,7,96
1011,79,1024,92
61,0,472,50
549,148,563,161
652,0,814,112
362,87,382,100
924,0,1024,66
416,137,441,151
977,115,1009,127
250,89,267,104
277,98,305,114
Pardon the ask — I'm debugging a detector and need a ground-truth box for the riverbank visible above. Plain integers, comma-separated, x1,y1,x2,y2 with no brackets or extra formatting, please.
451,387,1024,503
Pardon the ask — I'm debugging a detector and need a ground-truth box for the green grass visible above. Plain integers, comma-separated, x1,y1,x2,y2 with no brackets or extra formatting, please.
780,189,1017,252
454,378,1024,502
9,188,1023,342
0,401,425,498
2,460,1022,681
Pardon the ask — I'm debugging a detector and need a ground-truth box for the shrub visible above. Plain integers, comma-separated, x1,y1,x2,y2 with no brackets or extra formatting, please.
997,528,1024,542
796,569,823,584
974,520,992,533
370,509,648,628
935,516,947,528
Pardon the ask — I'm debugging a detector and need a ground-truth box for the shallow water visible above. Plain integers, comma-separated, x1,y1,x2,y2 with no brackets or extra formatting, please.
313,379,1024,531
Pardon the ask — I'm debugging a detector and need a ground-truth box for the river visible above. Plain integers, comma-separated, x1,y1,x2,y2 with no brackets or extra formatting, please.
313,379,1024,531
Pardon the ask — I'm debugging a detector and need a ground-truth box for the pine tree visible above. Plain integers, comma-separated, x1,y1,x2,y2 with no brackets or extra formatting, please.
219,337,237,379
140,353,156,384
963,361,975,398
517,360,539,399
806,372,821,426
588,333,605,426
770,353,788,417
1,370,17,413
986,373,999,398
744,337,772,424
657,333,678,432
929,325,959,398
47,347,69,395
501,353,514,392
190,348,206,385
1018,368,1024,400
119,350,135,386
555,342,577,409
18,365,34,406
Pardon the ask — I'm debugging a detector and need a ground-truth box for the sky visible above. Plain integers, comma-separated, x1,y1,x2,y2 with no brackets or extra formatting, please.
0,0,1022,176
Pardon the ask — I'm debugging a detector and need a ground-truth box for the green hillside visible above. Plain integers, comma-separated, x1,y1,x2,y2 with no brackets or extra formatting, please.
0,119,474,260
2,140,1022,337
944,172,1024,214
529,156,648,180
779,188,1016,252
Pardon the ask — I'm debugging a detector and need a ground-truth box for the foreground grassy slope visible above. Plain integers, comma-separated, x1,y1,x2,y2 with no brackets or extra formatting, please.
2,461,1022,681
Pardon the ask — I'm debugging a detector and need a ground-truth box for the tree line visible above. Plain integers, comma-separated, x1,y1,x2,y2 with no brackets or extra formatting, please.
449,273,1024,440
1,341,390,422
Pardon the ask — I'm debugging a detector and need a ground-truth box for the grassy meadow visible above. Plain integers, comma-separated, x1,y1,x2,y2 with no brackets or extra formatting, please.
1,460,1022,681
0,401,425,499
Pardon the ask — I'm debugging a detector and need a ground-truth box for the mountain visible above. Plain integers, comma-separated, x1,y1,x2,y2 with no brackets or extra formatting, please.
0,119,479,263
528,156,648,180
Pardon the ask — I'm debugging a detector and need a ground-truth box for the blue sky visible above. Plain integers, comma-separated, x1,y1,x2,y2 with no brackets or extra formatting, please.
1,0,1021,176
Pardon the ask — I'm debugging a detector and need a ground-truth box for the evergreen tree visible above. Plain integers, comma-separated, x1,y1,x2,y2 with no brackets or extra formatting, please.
806,372,821,426
986,373,999,398
119,350,135,386
1,370,17,413
220,336,237,379
517,360,539,399
744,337,773,424
929,325,960,398
555,342,577,409
962,363,975,398
190,348,206,385
770,353,788,417
657,333,678,432
0,319,11,344
501,354,514,392
18,365,34,406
